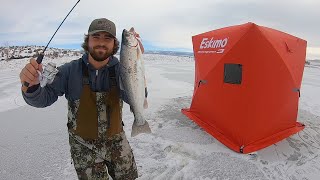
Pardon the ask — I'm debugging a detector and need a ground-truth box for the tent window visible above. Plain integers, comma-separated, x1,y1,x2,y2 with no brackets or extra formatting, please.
224,63,242,84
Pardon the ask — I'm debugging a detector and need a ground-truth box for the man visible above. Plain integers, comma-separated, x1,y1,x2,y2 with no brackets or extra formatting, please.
19,18,141,179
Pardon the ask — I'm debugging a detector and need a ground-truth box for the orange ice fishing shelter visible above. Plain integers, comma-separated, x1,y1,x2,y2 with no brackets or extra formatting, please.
182,22,306,154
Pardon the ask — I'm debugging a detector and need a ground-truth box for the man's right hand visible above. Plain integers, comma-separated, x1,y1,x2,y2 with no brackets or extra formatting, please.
20,58,43,90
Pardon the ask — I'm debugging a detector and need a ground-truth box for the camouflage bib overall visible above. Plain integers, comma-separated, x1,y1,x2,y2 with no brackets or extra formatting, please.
67,61,138,180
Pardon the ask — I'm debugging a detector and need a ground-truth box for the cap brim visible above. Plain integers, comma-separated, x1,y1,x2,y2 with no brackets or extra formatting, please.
88,30,115,37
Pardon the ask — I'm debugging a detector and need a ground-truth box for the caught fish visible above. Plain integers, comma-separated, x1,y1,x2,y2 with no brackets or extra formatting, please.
120,27,151,137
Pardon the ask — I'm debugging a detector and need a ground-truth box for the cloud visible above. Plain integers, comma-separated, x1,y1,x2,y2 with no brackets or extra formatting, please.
0,0,319,58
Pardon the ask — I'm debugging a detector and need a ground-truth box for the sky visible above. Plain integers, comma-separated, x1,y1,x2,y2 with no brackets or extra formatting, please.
0,0,319,59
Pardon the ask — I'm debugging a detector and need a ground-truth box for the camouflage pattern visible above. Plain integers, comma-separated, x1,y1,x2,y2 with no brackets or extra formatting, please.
96,92,108,139
69,132,138,180
67,67,138,180
67,90,138,180
68,86,124,139
67,99,80,131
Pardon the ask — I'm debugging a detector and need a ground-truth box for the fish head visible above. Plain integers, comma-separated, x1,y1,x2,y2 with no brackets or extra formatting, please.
122,28,139,47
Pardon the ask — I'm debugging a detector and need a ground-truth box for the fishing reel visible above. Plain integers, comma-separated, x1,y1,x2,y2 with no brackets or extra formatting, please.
39,62,59,87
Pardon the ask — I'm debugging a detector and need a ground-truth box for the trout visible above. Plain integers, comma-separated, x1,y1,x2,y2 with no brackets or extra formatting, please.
120,27,151,137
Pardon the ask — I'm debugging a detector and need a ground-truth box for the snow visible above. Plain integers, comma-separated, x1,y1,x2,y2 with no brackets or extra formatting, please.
0,55,320,180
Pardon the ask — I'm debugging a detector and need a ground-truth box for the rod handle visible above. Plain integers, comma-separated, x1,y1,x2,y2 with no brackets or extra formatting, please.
22,53,44,92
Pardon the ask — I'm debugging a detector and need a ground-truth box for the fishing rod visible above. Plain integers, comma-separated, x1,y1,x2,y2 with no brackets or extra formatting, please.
22,0,81,92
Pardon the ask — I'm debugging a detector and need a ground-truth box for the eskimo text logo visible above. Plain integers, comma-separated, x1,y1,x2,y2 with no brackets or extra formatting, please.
198,37,228,54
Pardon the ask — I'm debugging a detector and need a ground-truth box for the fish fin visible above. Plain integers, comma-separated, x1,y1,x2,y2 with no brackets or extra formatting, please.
143,98,148,109
131,121,151,137
137,45,142,60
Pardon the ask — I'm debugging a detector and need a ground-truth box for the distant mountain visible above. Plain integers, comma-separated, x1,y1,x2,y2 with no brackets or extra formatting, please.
0,45,194,61
310,59,320,63
2,46,316,63
145,50,193,57
0,45,83,61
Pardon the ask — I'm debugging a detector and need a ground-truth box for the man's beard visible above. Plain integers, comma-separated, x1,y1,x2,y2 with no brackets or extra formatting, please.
88,45,113,62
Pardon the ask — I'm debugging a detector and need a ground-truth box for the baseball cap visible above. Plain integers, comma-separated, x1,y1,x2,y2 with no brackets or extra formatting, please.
88,18,116,37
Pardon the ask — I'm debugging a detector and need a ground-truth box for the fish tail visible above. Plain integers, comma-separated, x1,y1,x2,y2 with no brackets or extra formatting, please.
131,120,152,137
